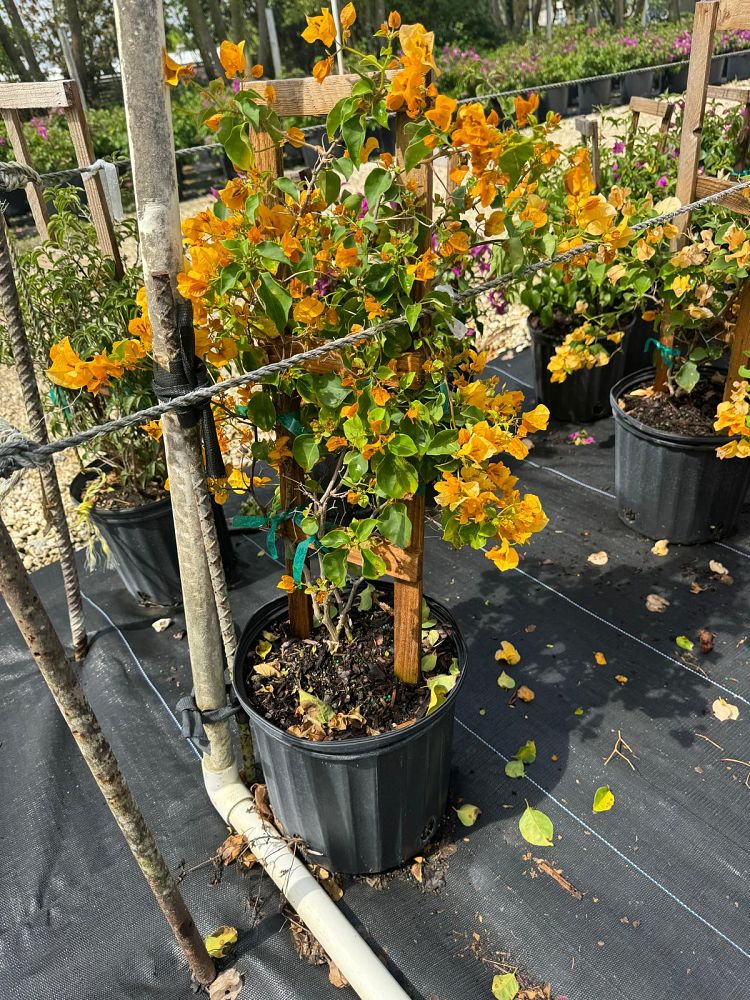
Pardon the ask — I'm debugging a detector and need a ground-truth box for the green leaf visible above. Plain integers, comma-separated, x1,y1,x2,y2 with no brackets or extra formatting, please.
455,803,481,827
404,139,429,172
346,452,368,483
357,583,374,611
421,651,438,672
676,635,694,651
389,433,418,457
274,176,299,202
319,169,341,205
316,372,351,408
322,549,348,589
292,433,320,472
674,361,699,392
405,302,421,331
342,114,365,164
518,803,554,847
298,687,334,726
377,503,411,547
364,167,393,206
497,670,516,689
426,429,458,456
224,124,254,170
257,273,292,333
425,670,459,715
514,739,537,764
320,528,349,549
245,392,276,431
593,785,615,813
352,517,378,542
491,973,519,1000
375,454,418,498
257,240,288,264
505,759,525,779
361,547,387,579
335,155,354,180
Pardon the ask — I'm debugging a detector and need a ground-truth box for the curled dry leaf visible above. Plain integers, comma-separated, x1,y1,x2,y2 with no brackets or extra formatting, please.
517,685,535,703
614,675,628,685
709,559,728,577
712,697,739,721
254,659,281,678
495,640,520,665
698,628,715,654
151,617,172,632
651,539,669,557
587,551,608,566
209,968,243,1000
646,593,670,613
218,833,245,866
594,651,607,665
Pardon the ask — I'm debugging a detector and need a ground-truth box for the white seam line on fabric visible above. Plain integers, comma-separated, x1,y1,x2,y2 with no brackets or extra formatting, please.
81,592,201,759
486,363,535,389
454,717,750,962
526,458,616,499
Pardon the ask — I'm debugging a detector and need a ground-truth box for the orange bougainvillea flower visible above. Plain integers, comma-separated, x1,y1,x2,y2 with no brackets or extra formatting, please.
277,574,297,592
286,126,306,147
265,84,276,105
364,295,388,319
219,39,246,79
251,63,264,78
163,50,194,87
293,295,325,325
425,94,457,132
340,2,356,31
484,539,520,571
313,56,334,84
387,10,401,28
335,244,359,269
514,92,539,127
326,436,349,451
302,7,337,46
204,112,223,132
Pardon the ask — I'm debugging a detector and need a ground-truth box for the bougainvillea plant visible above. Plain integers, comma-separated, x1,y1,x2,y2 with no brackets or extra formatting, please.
132,11,634,704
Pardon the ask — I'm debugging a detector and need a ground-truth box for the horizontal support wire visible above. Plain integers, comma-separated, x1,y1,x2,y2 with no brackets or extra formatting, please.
25,48,749,186
1,171,749,478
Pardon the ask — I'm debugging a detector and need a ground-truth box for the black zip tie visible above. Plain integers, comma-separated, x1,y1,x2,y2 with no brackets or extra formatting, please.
176,686,243,754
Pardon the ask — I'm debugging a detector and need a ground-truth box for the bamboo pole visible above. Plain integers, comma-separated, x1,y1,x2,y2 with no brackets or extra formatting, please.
0,513,216,987
113,0,235,774
0,213,88,660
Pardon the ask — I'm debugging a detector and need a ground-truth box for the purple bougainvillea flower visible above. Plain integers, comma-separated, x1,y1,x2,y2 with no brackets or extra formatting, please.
357,197,368,219
568,429,595,446
612,141,625,154
232,78,241,93
657,176,667,187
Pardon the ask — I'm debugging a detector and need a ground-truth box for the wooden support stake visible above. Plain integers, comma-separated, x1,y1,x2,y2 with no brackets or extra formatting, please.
0,514,216,988
575,116,600,191
1,108,49,238
725,280,750,398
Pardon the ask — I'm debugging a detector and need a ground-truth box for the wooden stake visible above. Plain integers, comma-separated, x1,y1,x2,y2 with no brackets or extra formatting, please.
1,108,50,238
0,514,216,988
725,280,750,398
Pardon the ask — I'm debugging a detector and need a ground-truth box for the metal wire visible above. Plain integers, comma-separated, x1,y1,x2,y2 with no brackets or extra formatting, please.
2,151,749,479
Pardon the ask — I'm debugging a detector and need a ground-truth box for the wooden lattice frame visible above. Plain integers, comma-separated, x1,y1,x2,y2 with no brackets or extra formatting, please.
0,79,123,277
668,0,750,396
242,74,428,682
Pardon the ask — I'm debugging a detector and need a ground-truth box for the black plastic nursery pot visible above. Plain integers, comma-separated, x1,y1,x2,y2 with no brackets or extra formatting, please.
667,65,689,92
538,85,570,119
611,368,750,544
529,318,626,423
727,50,750,80
577,78,612,116
232,585,467,875
620,69,655,103
710,55,727,85
622,313,654,377
70,468,235,607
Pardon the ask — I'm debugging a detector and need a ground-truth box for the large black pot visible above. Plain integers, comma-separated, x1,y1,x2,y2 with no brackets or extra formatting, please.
70,467,235,606
727,51,750,81
710,56,727,85
232,585,467,874
620,69,655,103
538,85,571,119
622,313,654,376
667,65,689,92
530,318,626,423
611,368,750,544
577,78,612,115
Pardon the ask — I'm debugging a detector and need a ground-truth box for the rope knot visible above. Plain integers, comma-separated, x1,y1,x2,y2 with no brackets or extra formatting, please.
0,161,41,192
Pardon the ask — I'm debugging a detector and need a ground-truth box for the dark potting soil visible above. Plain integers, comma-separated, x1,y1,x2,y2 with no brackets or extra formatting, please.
243,594,458,740
87,469,168,510
620,375,725,437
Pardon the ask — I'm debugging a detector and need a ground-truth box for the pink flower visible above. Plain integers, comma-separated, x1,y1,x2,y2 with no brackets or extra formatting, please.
657,176,667,187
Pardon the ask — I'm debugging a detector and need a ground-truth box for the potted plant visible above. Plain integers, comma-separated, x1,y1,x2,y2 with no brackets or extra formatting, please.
174,11,589,873
10,189,233,605
726,29,750,81
574,28,616,115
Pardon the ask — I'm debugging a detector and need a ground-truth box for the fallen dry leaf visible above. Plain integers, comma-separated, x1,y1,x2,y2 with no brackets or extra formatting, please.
254,659,281,678
254,784,274,824
288,913,348,988
411,861,424,883
646,593,670,613
209,968,243,1000
495,640,520,665
151,617,172,632
709,559,728,577
651,539,669,557
690,581,707,594
698,628,714,654
712,697,740,721
614,675,628,685
594,651,607,665
517,685,535,702
218,833,245,866
588,550,608,566
204,926,238,959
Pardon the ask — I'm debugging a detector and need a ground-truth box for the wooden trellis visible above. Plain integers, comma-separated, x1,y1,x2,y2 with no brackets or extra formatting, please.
670,0,750,397
243,74,428,682
0,79,123,277
627,96,675,152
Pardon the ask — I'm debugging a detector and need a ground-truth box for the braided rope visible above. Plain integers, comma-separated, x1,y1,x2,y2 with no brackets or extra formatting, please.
0,161,41,191
1,171,749,478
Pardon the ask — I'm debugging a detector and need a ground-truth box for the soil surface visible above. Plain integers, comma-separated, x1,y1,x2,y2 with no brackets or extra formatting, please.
243,591,459,740
80,469,168,510
620,374,725,436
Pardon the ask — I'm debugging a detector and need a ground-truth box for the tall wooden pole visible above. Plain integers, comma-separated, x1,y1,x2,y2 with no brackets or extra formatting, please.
0,514,216,987
113,0,235,773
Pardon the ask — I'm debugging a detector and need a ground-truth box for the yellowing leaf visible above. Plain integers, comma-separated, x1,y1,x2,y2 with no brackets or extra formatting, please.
298,688,334,726
614,674,628,685
517,685,535,702
255,638,272,659
519,803,554,847
497,670,516,689
204,925,238,958
587,550,608,566
651,538,669,557
594,651,607,665
492,972,519,1000
676,635,694,652
505,759,525,778
514,739,537,763
593,785,615,813
455,803,481,826
426,669,459,715
712,697,739,721
495,640,520,665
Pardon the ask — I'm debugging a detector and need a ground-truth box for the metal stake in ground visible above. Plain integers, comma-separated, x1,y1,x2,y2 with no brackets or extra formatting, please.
112,0,238,775
0,513,216,987
0,208,88,660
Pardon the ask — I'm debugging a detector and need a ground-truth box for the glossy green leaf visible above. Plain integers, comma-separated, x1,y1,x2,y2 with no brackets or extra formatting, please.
321,549,348,589
292,434,320,472
504,759,525,779
361,547,387,579
377,503,411,547
375,454,418,498
518,803,554,847
257,273,292,333
593,785,615,813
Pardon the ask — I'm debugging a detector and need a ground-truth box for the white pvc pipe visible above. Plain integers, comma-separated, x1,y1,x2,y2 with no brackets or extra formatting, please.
203,763,411,1000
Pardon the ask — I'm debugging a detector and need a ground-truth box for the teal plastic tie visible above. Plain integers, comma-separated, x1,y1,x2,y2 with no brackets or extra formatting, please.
645,337,680,367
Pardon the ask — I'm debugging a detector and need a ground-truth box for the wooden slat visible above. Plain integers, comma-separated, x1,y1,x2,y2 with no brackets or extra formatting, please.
392,494,426,684
706,84,750,103
0,79,74,110
725,281,750,398
576,117,600,190
347,543,420,583
718,0,750,30
242,71,395,118
63,81,123,277
696,174,750,214
628,96,674,118
1,108,49,237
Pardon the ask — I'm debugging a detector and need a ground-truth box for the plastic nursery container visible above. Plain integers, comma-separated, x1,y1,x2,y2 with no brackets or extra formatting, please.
710,56,727,85
577,78,612,115
727,51,750,81
529,317,626,423
620,68,655,103
232,585,467,874
611,368,750,544
622,313,654,377
538,86,571,119
667,64,689,92
70,467,235,606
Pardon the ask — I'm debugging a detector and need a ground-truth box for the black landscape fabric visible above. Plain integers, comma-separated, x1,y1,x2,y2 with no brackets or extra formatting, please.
1,347,750,1000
